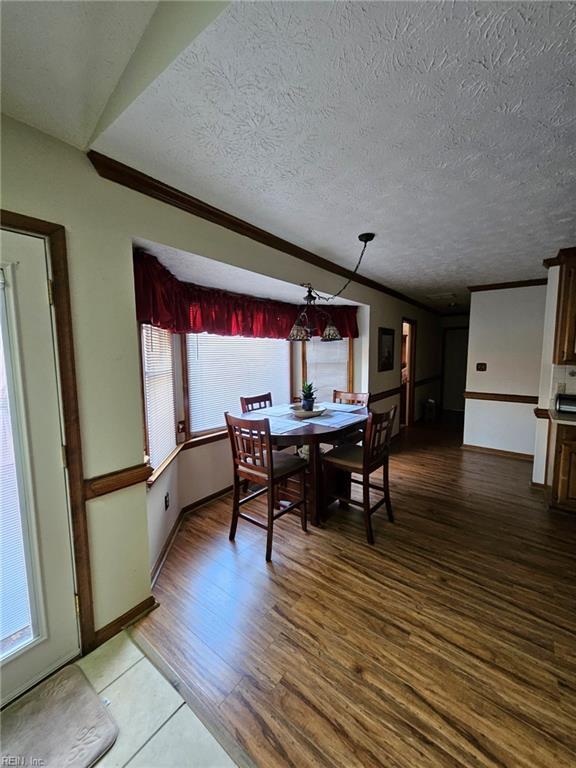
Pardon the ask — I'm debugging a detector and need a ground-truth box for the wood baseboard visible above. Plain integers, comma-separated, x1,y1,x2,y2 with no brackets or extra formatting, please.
461,444,534,462
181,485,233,516
151,510,186,585
530,481,548,490
94,596,158,648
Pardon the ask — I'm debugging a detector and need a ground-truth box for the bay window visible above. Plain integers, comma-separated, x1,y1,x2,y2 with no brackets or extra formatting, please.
141,324,177,469
186,333,290,433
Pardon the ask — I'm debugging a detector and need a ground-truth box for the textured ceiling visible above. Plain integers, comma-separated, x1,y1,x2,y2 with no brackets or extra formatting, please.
1,1,157,149
93,1,576,310
135,238,356,306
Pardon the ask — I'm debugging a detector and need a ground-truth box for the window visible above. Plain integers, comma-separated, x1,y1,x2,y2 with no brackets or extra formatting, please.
186,334,290,433
141,325,176,468
304,337,351,403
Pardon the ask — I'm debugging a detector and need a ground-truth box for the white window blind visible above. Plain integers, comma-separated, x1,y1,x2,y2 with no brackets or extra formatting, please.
306,337,349,403
142,325,176,469
186,334,290,433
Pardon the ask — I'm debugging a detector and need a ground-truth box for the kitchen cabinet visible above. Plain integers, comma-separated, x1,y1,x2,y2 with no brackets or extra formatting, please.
551,424,576,512
553,249,576,364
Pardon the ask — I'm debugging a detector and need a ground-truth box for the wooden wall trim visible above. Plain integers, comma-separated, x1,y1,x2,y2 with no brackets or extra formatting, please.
402,316,417,427
85,462,153,500
543,247,576,269
464,391,538,404
461,444,533,462
181,485,234,517
534,407,551,420
181,430,228,450
415,374,442,387
347,337,354,392
94,596,157,647
468,279,547,292
370,386,402,403
87,151,437,314
180,334,191,441
1,209,96,653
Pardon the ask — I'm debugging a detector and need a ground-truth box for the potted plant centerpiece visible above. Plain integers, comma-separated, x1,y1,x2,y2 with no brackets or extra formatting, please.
301,382,317,411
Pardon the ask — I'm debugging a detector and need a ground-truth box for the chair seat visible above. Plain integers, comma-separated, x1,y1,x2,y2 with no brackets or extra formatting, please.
322,444,364,472
243,451,307,480
272,451,308,478
329,429,364,447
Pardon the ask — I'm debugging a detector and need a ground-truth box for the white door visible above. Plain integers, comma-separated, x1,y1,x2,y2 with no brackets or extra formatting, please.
1,229,80,705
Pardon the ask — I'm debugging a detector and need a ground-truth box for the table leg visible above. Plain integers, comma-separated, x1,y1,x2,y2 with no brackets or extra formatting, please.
308,442,323,526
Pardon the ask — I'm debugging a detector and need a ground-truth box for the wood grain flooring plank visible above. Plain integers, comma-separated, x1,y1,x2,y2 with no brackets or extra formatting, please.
133,420,576,767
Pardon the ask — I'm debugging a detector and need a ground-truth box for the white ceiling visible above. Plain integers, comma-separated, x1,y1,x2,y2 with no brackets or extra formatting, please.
2,2,575,310
135,238,357,306
93,1,576,310
0,1,157,148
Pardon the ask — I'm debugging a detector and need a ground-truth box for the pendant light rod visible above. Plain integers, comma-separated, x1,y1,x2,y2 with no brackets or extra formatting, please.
287,232,375,342
328,232,375,300
304,232,375,303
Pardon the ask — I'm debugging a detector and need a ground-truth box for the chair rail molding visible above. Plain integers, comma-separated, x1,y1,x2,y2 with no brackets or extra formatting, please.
464,391,539,404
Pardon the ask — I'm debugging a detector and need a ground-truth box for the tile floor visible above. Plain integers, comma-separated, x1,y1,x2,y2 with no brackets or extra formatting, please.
77,632,236,768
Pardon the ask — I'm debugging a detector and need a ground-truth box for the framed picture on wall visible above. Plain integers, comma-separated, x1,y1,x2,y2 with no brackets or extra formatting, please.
378,327,395,372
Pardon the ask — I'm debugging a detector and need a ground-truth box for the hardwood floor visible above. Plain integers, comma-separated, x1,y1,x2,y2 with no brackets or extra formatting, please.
133,421,576,768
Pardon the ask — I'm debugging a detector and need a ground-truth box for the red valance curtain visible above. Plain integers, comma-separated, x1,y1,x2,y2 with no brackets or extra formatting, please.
134,250,359,339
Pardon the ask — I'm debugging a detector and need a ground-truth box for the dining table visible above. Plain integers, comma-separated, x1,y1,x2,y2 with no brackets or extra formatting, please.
236,402,368,526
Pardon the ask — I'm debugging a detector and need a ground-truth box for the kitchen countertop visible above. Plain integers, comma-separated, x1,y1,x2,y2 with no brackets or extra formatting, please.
549,408,576,426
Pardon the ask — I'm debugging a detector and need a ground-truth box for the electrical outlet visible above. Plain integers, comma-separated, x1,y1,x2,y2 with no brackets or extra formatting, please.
476,362,487,372
164,492,170,510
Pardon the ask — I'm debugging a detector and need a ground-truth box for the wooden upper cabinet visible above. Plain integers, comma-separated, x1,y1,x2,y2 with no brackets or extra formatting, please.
553,249,576,365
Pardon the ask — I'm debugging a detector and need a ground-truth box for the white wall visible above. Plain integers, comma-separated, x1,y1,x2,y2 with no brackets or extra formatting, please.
146,461,180,573
1,116,442,626
463,285,546,455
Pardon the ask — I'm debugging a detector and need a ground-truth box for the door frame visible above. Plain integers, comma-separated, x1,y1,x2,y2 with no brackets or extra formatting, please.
0,210,95,653
402,317,417,427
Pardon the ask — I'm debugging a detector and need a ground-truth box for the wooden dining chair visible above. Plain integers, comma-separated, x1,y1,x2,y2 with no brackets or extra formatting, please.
225,413,308,561
240,392,273,413
322,406,397,544
333,390,370,406
329,390,371,446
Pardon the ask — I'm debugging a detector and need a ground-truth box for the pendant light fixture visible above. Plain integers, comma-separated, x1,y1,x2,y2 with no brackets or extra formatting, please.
287,232,375,342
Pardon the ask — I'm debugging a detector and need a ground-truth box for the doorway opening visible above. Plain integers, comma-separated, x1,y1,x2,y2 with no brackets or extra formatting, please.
400,319,416,427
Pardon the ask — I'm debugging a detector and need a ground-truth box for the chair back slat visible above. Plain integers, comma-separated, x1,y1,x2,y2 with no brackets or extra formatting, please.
225,412,272,479
240,392,273,413
333,390,370,406
363,406,397,471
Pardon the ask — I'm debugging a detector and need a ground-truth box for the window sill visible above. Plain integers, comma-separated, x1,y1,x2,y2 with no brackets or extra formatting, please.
146,444,182,487
146,430,228,487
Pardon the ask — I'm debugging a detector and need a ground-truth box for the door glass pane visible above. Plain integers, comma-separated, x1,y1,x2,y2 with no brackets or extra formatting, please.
0,295,34,659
